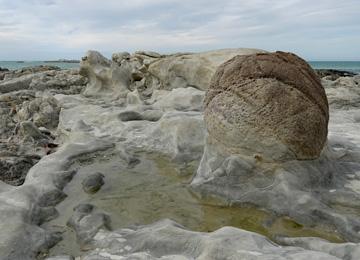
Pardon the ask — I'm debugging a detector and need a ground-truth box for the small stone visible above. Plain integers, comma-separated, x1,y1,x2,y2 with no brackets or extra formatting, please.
38,126,51,135
81,172,105,194
118,111,143,121
19,121,49,141
67,203,111,246
131,71,144,81
73,203,94,214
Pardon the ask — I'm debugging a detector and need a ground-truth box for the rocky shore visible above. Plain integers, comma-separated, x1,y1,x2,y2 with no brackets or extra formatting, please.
315,69,357,80
44,60,80,64
0,49,360,260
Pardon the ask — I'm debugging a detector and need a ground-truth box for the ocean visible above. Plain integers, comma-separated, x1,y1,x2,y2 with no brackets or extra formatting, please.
0,61,79,70
308,61,360,74
1,60,360,74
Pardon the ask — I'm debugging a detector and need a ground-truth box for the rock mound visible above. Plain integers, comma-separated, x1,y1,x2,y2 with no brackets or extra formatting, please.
148,48,266,91
316,69,356,80
204,51,329,160
322,75,360,109
17,96,60,129
79,48,265,99
80,50,132,98
0,66,86,94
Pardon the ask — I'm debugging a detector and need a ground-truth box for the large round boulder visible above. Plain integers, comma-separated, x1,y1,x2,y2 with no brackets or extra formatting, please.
204,51,329,160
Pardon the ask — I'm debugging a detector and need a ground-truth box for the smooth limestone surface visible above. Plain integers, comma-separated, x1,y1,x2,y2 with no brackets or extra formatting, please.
42,152,343,258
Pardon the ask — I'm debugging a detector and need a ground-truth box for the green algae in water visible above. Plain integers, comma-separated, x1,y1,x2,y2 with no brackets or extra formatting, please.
43,152,343,258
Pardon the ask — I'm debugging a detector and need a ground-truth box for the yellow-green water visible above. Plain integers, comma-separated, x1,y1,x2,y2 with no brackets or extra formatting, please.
42,152,343,258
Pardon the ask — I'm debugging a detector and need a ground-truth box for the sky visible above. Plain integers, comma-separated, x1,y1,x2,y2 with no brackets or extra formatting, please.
0,0,359,60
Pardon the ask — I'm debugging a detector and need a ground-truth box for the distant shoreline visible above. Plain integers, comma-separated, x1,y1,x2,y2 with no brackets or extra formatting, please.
0,61,80,70
43,59,80,63
1,60,360,73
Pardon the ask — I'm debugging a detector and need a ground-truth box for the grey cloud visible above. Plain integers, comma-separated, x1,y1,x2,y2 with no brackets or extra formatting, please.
0,0,359,60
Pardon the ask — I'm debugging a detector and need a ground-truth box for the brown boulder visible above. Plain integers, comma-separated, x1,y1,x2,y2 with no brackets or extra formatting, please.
204,51,329,160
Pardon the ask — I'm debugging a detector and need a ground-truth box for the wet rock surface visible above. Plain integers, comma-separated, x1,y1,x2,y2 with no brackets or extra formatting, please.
0,50,360,260
79,220,355,260
67,203,111,247
81,173,105,193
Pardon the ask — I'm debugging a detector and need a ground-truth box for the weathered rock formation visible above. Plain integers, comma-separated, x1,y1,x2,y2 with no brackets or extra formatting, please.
17,96,60,129
0,49,360,260
0,66,86,186
80,48,265,99
322,75,360,109
192,52,360,242
76,219,360,260
148,48,266,91
316,69,356,80
2,65,60,80
0,66,86,94
80,51,132,98
204,51,329,161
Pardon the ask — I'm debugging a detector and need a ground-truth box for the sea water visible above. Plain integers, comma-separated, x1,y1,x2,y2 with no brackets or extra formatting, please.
0,61,79,70
1,60,360,73
308,61,360,73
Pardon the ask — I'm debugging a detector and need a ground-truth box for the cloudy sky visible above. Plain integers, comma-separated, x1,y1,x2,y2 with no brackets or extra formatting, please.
0,0,359,60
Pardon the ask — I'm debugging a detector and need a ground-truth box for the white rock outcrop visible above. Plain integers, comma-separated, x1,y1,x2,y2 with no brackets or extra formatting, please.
1,49,360,260
79,48,265,99
148,48,266,90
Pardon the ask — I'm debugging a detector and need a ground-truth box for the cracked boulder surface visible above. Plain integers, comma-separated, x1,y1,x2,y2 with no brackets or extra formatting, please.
204,51,329,161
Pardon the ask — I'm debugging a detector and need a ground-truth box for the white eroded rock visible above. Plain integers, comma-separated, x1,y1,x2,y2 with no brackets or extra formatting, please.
79,48,266,100
80,219,345,260
323,76,360,109
80,50,132,98
148,48,266,91
151,87,204,111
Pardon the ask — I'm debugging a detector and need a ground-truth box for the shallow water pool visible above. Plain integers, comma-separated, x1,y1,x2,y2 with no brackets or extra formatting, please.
41,151,343,258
